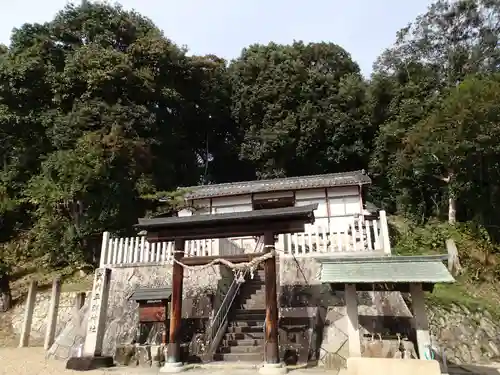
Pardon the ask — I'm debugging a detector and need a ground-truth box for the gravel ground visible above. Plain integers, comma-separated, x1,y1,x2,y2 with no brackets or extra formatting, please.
0,347,109,375
0,348,332,375
0,347,499,375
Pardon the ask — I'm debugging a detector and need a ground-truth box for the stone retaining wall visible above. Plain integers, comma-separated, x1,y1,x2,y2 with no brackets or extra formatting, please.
40,257,500,370
47,263,231,360
10,290,90,346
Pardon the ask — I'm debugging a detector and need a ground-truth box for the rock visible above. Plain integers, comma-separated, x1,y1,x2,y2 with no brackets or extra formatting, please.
428,302,500,364
489,342,500,357
151,345,164,366
322,352,346,370
322,325,347,354
115,345,136,366
136,346,152,367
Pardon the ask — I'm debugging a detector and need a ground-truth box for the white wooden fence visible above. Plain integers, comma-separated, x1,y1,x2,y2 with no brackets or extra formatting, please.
99,211,391,266
278,211,390,256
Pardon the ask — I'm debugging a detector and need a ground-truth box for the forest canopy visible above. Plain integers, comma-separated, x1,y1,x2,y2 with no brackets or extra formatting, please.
0,0,499,299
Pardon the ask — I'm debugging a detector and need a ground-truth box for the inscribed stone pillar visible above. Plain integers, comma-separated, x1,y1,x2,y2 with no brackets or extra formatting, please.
83,268,111,357
409,283,431,359
345,283,361,357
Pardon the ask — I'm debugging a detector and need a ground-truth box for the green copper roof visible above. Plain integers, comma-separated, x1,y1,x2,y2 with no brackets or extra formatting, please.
320,255,455,284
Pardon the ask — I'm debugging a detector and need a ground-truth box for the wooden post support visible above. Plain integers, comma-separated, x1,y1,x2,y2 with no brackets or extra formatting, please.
345,284,361,357
263,231,279,364
166,238,185,364
19,280,38,348
44,277,62,350
410,283,432,359
379,210,391,254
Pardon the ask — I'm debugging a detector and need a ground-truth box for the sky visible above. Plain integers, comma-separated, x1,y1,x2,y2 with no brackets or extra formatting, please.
0,0,435,77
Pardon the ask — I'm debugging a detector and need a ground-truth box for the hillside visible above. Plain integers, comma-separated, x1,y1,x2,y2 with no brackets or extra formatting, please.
390,216,500,317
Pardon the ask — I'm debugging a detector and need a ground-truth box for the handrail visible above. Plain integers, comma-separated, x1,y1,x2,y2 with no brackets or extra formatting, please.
204,236,263,359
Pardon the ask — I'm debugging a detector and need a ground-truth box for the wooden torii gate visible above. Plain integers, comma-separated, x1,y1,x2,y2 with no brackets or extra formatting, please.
135,204,317,373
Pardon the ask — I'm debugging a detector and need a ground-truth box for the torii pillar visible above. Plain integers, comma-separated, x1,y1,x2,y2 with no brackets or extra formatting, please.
161,238,185,373
260,231,287,375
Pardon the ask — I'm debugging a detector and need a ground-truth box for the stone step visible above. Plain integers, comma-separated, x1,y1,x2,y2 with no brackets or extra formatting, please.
224,332,265,341
213,352,263,362
239,297,266,307
242,300,266,309
238,291,265,301
224,339,263,347
234,309,266,315
232,310,266,320
241,295,266,303
228,320,264,328
240,287,265,295
217,345,262,354
226,324,265,334
240,287,266,295
242,305,266,311
242,278,265,288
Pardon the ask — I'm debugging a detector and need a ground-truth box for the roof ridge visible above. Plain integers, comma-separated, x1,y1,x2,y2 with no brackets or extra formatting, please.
180,170,367,191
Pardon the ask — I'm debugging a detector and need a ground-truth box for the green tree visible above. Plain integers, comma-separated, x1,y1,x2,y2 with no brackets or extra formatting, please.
229,41,373,179
368,63,441,213
0,2,229,274
369,0,500,214
400,75,500,230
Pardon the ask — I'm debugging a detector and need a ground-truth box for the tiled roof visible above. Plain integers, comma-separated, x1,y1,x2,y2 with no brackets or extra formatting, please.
320,255,455,284
129,288,172,301
182,170,371,200
136,204,318,230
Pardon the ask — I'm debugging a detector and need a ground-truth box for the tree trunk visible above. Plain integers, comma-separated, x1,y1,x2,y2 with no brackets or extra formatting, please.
448,195,457,225
446,239,462,275
0,274,12,312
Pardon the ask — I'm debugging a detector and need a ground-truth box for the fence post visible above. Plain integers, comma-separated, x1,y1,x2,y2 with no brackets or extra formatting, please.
99,232,110,268
44,278,61,350
19,280,37,348
379,210,391,255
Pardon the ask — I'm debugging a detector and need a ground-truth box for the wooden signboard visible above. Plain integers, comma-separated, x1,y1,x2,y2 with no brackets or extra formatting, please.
138,300,169,323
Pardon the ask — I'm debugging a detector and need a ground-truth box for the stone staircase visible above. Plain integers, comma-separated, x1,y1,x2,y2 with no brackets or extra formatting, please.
213,269,267,362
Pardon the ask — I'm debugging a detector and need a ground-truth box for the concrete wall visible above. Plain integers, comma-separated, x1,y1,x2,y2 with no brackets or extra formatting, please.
47,263,233,360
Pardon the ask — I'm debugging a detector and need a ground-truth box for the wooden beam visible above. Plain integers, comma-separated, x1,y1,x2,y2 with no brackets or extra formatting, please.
146,220,306,242
329,282,435,293
179,253,266,267
167,238,184,364
263,231,279,364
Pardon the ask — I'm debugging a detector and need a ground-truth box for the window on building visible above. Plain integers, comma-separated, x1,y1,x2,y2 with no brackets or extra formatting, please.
252,196,295,210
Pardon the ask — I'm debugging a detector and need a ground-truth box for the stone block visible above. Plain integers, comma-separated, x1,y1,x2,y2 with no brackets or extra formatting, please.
115,344,136,366
65,356,114,371
136,345,152,367
323,325,348,354
322,353,347,370
347,358,441,375
152,345,164,366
